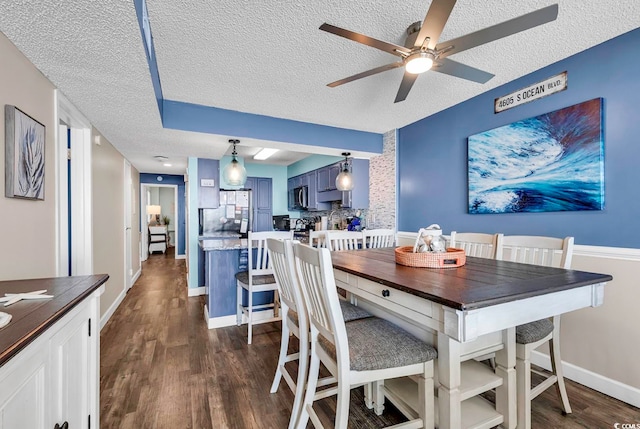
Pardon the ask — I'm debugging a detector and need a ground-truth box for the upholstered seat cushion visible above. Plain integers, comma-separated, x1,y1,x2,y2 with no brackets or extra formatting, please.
287,300,371,327
338,299,372,322
318,317,437,371
235,271,276,286
516,319,554,344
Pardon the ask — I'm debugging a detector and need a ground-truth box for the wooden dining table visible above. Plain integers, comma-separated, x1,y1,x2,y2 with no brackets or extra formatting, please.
330,248,612,429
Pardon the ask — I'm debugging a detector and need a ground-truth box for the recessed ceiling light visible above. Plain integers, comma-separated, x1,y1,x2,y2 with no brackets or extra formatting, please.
253,148,279,160
163,163,172,167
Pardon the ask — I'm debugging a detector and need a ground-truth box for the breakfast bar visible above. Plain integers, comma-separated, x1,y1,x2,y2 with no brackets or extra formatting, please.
330,248,612,429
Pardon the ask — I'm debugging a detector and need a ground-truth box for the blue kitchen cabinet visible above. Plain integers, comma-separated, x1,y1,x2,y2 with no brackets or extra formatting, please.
198,158,220,208
246,176,273,231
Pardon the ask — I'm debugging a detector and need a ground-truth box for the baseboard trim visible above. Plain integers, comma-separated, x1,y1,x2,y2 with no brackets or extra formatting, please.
100,288,126,331
188,286,206,297
531,350,640,408
203,307,276,330
175,254,186,260
131,268,141,286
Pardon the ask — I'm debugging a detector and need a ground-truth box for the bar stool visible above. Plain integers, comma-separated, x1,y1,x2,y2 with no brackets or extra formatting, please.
293,243,437,429
267,239,372,429
235,230,293,344
496,235,574,429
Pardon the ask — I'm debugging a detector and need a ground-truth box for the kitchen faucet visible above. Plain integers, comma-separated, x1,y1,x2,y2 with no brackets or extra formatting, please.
328,210,340,230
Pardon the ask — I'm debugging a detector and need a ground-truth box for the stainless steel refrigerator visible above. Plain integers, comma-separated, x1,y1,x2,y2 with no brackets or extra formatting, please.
199,189,252,237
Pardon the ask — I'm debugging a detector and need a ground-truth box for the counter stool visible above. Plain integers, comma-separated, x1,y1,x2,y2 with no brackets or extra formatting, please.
235,230,293,344
362,229,396,248
496,235,574,429
267,239,372,429
293,243,437,429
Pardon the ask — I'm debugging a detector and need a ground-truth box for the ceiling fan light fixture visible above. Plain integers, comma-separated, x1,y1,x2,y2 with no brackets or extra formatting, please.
405,52,435,74
222,139,247,186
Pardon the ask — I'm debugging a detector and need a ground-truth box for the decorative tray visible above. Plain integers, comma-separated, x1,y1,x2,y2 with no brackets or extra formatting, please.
395,246,466,268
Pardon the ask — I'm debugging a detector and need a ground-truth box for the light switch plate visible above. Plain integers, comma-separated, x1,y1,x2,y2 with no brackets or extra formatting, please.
200,179,215,187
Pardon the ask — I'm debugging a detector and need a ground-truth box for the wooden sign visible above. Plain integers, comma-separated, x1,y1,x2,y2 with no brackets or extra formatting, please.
495,72,567,113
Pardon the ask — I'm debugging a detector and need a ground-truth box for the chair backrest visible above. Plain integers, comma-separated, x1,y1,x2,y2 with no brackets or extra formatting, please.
266,238,306,327
248,230,294,275
292,243,347,364
449,231,502,259
309,230,327,248
363,229,396,248
325,230,363,251
495,235,574,269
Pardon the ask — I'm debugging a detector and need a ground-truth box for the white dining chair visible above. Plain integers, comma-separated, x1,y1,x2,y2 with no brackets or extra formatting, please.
235,230,293,344
267,239,372,429
449,231,502,259
292,242,437,429
496,235,574,429
362,228,396,248
325,230,363,251
308,230,326,248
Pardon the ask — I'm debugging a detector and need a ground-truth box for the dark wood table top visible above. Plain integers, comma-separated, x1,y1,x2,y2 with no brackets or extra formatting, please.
0,274,109,368
330,248,613,311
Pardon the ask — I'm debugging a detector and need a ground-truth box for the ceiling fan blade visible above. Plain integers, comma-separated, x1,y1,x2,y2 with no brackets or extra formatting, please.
414,0,457,49
437,4,558,59
320,23,410,57
327,62,405,87
394,71,419,103
433,58,494,83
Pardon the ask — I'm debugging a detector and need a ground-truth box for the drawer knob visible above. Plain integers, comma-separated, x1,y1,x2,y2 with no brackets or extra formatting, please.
381,289,390,298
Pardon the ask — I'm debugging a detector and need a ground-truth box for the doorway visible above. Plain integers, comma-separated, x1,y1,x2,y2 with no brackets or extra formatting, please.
55,91,92,276
140,183,179,261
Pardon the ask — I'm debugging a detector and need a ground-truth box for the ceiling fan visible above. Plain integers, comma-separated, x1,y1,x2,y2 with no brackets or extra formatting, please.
320,0,558,103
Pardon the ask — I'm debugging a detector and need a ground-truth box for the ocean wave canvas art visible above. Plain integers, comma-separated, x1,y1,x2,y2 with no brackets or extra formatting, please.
468,98,604,214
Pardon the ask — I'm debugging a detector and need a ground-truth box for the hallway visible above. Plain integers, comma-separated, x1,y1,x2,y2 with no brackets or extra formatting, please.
99,250,638,428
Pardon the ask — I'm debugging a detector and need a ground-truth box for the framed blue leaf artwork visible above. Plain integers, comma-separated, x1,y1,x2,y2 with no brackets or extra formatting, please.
5,105,46,200
468,98,604,214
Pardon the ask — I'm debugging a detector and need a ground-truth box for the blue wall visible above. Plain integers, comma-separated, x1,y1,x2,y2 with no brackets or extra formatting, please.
398,28,640,248
140,173,186,254
287,154,343,177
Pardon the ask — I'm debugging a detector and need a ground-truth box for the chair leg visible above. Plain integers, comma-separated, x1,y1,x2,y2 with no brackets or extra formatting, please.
550,328,572,414
335,378,351,429
247,288,253,344
296,345,321,429
236,281,242,326
270,316,290,393
288,328,308,429
373,381,385,415
364,383,374,410
516,345,532,429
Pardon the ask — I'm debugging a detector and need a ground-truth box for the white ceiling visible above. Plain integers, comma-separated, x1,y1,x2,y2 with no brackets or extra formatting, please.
0,0,638,175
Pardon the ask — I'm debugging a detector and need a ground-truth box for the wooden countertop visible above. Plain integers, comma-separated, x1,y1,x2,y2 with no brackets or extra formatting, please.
0,274,109,367
330,248,612,311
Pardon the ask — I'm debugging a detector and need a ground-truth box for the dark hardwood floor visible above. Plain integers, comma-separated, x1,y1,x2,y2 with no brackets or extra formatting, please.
100,248,639,428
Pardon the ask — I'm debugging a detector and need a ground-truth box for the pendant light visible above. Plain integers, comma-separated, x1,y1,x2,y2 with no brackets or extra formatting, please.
335,152,354,191
222,139,247,186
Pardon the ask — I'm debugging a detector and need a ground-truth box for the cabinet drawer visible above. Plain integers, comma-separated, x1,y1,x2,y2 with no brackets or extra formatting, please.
356,277,433,318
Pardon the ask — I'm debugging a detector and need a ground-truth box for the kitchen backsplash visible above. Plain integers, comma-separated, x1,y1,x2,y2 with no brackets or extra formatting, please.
300,201,373,230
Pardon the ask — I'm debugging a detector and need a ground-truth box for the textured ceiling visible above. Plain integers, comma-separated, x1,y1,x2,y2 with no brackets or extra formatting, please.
1,0,639,174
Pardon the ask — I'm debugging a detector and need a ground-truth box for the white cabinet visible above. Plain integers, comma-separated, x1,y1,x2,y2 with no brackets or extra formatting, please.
0,287,101,429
